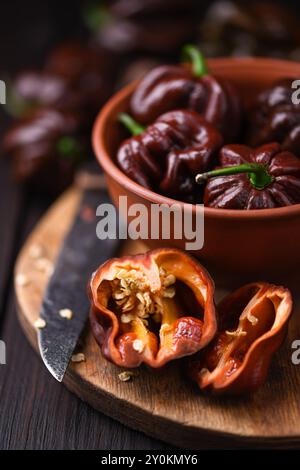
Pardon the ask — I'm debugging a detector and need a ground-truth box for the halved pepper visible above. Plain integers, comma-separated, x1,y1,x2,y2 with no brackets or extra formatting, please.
189,282,293,395
89,248,217,368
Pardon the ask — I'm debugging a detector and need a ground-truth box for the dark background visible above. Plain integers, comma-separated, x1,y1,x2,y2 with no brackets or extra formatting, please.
0,0,300,451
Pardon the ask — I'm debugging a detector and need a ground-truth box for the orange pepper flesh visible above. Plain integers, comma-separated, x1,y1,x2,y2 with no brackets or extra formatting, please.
89,248,217,368
189,282,293,395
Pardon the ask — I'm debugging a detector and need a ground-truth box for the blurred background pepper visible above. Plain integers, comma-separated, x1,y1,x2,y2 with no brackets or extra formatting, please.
1,0,300,197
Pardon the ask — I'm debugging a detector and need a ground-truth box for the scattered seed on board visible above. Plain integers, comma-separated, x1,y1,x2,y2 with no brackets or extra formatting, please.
34,318,47,329
16,273,30,287
118,371,137,382
29,244,44,259
59,308,73,320
71,353,86,363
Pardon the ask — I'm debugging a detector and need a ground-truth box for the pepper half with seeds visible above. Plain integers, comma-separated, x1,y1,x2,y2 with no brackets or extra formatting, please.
89,248,217,368
189,282,293,395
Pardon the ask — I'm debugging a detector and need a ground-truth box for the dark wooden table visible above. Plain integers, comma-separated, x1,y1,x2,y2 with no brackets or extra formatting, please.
0,0,173,451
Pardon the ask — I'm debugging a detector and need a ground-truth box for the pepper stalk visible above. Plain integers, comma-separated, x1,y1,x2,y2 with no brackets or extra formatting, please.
181,45,208,77
118,112,145,136
195,163,274,190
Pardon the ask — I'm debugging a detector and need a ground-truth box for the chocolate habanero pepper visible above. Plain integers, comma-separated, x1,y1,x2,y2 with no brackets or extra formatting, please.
189,282,293,395
117,110,223,201
4,108,84,194
196,142,300,209
130,45,242,142
10,42,112,123
89,248,217,368
247,78,300,155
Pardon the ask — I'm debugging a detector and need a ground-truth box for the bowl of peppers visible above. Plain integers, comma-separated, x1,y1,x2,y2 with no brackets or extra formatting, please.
93,47,300,276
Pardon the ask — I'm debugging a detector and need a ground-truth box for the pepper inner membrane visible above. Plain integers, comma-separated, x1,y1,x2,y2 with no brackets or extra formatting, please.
205,287,277,378
106,264,204,352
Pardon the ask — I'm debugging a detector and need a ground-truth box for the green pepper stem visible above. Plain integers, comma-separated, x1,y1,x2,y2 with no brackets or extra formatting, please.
118,113,145,136
195,163,274,190
181,45,208,77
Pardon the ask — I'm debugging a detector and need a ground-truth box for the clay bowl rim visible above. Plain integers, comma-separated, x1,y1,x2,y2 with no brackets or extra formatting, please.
93,57,300,221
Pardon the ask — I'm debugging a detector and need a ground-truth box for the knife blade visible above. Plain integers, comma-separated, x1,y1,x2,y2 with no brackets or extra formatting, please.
38,173,119,382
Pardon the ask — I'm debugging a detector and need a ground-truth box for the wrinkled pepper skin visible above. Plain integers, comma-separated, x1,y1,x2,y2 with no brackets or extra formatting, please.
89,248,217,368
130,63,242,142
204,143,300,209
13,42,112,123
189,282,293,395
248,78,300,156
4,108,83,194
117,110,223,200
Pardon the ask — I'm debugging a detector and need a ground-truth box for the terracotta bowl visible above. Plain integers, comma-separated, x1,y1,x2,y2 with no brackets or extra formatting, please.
93,58,300,280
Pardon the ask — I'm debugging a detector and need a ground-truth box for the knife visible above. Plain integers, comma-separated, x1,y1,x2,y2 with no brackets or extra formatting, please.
38,164,120,382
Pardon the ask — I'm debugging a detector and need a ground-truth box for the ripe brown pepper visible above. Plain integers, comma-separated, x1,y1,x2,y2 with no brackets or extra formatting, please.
4,108,84,194
117,109,223,201
196,142,300,209
130,46,242,142
189,282,293,395
247,78,300,156
89,248,217,368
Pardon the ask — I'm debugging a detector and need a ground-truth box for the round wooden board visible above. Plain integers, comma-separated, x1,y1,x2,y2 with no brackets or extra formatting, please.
15,188,300,449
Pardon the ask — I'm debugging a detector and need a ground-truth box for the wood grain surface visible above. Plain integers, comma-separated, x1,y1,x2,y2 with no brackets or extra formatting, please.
14,187,300,449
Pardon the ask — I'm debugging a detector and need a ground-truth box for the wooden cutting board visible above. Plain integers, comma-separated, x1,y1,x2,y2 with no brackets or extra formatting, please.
14,187,300,449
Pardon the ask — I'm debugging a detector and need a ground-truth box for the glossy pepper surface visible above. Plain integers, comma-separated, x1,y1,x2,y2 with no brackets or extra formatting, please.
198,142,300,209
4,108,83,194
248,78,300,156
89,248,217,368
117,109,223,201
130,46,242,142
189,282,293,395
